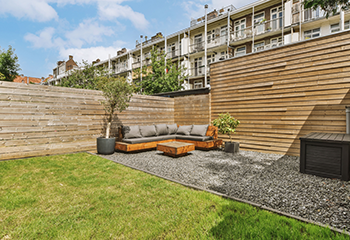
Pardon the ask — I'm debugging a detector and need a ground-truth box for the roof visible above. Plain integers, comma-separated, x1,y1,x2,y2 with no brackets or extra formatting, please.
13,75,42,84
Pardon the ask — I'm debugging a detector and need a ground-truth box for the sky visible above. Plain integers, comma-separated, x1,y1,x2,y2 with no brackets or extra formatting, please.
0,0,256,78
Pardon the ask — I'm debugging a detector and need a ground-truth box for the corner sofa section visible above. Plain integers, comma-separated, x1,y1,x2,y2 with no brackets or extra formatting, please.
115,123,222,152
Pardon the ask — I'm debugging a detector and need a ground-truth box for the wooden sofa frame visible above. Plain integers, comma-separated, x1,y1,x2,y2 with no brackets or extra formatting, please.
115,125,222,152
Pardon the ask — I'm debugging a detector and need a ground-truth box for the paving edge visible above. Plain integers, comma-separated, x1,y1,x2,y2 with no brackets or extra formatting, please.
89,152,350,236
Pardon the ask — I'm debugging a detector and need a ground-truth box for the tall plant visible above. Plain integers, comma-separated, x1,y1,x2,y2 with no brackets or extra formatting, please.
211,113,240,142
134,47,187,94
100,76,134,138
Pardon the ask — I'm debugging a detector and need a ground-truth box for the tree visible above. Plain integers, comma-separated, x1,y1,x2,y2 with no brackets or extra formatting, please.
100,76,135,138
211,113,240,142
0,46,21,81
134,48,187,95
303,0,350,18
58,60,109,90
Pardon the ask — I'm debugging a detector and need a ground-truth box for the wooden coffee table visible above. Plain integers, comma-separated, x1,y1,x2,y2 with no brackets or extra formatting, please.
157,142,195,157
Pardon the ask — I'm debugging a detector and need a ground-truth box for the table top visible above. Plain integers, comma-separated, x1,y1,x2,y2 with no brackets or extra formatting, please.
300,132,350,143
157,141,194,149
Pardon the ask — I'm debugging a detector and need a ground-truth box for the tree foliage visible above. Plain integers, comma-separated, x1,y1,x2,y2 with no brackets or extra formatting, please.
211,113,240,142
303,0,350,18
0,45,21,81
100,76,135,138
58,61,109,90
134,48,187,94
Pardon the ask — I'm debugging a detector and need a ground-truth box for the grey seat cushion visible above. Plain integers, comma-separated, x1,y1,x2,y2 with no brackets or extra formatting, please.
176,135,213,141
155,124,168,136
122,135,176,144
177,125,193,135
140,125,157,137
123,125,142,139
167,124,178,135
191,124,209,137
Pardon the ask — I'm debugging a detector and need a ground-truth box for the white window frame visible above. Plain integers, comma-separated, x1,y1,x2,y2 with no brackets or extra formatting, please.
234,18,246,39
220,25,228,44
254,41,265,52
330,23,340,33
270,6,283,30
254,12,265,34
304,28,321,40
207,54,215,65
270,37,283,48
345,20,350,30
194,80,203,89
235,45,246,57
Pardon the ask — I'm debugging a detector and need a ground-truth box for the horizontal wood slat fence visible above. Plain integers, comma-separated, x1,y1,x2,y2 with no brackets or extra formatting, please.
210,30,350,156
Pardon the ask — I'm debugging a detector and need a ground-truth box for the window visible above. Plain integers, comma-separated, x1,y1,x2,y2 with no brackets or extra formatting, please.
235,46,246,57
207,55,215,65
345,20,350,30
220,25,228,44
271,7,283,30
207,30,215,43
331,23,340,33
234,18,246,39
194,34,203,51
254,12,265,34
254,41,265,52
270,37,283,48
219,51,226,60
304,28,320,39
194,80,203,89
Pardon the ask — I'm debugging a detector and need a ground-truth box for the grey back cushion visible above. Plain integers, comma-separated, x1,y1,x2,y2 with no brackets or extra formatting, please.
139,125,157,137
191,124,209,137
123,125,142,139
177,125,193,135
155,124,168,136
167,124,178,135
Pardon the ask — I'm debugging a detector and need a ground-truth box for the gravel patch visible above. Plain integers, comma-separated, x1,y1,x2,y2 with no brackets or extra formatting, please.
97,149,350,232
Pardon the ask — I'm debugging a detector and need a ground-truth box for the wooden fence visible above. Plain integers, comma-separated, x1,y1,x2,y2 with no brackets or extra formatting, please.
210,30,350,156
174,94,211,125
0,82,177,160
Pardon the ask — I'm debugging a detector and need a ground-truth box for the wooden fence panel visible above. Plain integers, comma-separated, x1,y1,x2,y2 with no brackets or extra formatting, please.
210,31,350,156
174,94,211,125
0,82,174,160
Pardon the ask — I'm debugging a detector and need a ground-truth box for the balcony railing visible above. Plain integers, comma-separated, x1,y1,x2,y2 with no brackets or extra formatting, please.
189,41,205,53
302,7,325,22
207,33,228,48
253,41,284,52
187,66,207,77
230,16,284,42
167,49,181,58
115,64,128,73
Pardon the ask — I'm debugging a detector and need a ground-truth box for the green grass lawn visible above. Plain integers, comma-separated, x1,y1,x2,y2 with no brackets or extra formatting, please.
0,153,349,239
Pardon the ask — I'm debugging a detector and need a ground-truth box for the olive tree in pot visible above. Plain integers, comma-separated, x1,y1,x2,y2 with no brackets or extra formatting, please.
97,76,134,154
211,113,240,153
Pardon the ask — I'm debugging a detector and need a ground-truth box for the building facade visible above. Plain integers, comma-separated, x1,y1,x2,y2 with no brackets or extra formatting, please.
49,0,350,88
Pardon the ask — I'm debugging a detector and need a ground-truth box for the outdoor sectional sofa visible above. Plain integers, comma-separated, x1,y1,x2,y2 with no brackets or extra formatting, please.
115,123,222,152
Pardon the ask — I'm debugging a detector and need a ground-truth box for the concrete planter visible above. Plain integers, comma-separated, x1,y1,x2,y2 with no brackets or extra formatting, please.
97,137,116,155
224,141,239,153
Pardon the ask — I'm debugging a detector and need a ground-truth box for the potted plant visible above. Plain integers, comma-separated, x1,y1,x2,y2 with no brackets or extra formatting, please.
211,113,240,153
97,76,134,154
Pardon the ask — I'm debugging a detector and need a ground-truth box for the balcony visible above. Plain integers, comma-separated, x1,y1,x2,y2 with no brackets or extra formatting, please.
189,41,205,53
253,41,284,52
167,49,181,58
115,64,129,73
187,66,207,77
230,16,284,42
302,7,325,22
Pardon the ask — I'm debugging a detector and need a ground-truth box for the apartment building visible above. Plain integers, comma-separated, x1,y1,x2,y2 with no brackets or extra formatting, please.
50,55,79,85
49,0,350,88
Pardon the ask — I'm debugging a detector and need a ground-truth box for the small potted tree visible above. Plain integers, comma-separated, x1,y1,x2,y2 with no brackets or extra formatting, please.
211,113,240,153
97,76,134,154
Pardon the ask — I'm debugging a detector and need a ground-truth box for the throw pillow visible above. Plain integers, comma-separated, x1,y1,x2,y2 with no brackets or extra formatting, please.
191,124,209,136
139,125,157,137
155,124,168,136
167,124,178,135
177,125,193,135
123,125,142,139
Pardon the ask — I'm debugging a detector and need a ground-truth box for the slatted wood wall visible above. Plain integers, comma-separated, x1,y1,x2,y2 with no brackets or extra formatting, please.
174,94,211,125
210,30,350,156
0,82,174,160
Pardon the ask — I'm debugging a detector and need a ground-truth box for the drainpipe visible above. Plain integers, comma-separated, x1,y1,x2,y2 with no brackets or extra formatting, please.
346,107,350,134
204,4,208,88
340,10,345,31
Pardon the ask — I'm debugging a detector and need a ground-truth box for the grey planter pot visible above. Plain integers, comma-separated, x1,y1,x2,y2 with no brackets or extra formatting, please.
97,137,116,155
224,141,239,153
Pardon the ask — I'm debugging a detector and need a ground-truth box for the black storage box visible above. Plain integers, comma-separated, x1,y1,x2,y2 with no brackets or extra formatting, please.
300,133,350,181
